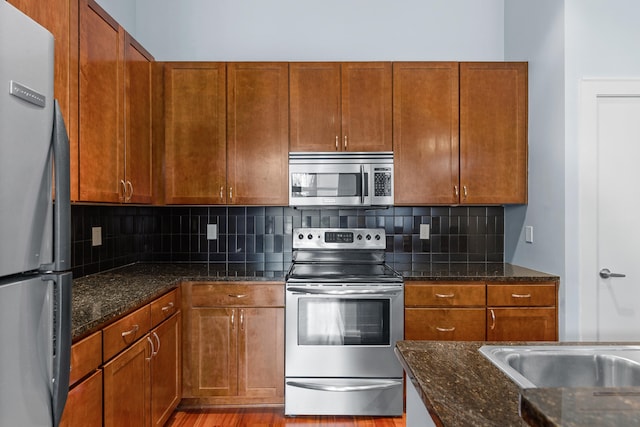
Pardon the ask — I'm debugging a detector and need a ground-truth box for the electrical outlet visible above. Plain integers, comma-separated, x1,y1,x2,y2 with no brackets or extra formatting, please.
420,224,430,240
91,226,102,246
207,224,218,240
525,226,534,243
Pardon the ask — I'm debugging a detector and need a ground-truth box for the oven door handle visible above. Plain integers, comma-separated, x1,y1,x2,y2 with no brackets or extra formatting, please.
286,286,403,295
286,380,401,392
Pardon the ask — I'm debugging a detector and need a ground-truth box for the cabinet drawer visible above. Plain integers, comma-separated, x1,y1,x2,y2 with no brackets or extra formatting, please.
69,331,102,387
191,283,284,307
405,308,486,341
151,288,179,327
487,283,556,307
102,305,151,361
405,283,485,307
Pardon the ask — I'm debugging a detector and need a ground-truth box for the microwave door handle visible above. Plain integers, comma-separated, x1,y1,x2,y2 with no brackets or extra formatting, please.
360,165,365,204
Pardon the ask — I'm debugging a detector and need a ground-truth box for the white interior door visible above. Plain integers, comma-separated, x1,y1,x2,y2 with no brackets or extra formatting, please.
580,80,640,341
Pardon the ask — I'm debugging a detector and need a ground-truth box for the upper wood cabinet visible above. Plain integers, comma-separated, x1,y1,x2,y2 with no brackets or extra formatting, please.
227,62,289,205
290,62,392,152
163,62,227,204
394,62,528,205
459,62,528,204
79,0,153,203
8,0,79,200
393,62,459,205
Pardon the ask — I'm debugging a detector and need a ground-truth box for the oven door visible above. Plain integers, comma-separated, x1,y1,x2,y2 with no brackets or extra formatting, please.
285,283,404,378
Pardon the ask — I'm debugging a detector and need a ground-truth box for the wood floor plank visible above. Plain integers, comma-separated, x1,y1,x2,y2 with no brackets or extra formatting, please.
165,408,406,427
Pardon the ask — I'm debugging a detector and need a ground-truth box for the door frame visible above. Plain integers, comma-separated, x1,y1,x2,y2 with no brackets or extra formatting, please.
578,79,640,340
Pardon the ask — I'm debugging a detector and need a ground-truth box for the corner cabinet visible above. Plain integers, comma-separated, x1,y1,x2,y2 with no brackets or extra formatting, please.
404,280,557,342
289,62,392,152
181,282,285,406
393,62,528,205
79,0,153,203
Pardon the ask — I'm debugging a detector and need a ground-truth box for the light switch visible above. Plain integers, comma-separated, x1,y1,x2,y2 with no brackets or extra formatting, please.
525,226,534,243
420,224,430,240
207,224,218,240
92,226,102,246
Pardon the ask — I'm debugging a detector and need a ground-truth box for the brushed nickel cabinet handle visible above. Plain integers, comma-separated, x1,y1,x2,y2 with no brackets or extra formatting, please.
120,179,126,201
121,324,140,338
436,326,456,332
126,180,133,202
344,135,348,149
153,332,160,356
240,309,244,331
490,309,496,330
335,136,339,150
435,293,455,298
454,185,459,198
231,309,235,330
463,185,468,200
161,302,175,313
146,336,155,361
229,187,233,201
228,294,247,298
511,293,532,298
220,186,224,202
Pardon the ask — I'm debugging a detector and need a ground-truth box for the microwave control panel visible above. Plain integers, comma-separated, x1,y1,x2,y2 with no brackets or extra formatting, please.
374,168,392,197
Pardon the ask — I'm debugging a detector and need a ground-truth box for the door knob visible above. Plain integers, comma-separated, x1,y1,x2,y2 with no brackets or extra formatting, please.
599,268,626,279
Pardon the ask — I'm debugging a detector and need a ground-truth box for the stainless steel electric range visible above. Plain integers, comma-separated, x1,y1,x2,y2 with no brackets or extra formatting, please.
284,228,404,417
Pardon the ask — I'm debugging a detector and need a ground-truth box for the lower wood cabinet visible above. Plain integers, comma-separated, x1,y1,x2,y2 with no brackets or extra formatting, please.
181,282,285,406
60,288,181,427
405,280,558,342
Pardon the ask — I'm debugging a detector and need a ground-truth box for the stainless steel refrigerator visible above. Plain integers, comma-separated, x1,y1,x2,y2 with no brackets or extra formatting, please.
0,2,72,426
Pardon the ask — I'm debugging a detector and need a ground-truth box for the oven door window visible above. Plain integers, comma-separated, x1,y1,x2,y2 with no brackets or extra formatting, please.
298,298,390,346
290,172,367,198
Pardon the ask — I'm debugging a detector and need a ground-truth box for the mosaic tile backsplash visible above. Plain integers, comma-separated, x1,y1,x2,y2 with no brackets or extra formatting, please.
71,205,504,279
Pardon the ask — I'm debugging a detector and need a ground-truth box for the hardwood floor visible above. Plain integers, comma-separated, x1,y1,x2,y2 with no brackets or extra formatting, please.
165,408,406,426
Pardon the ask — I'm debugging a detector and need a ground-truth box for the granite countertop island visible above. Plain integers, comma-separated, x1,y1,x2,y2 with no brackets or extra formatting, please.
395,340,640,427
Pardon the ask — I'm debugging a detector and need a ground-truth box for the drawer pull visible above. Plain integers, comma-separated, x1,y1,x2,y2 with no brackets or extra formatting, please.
121,324,140,338
436,326,456,332
490,309,496,330
228,294,247,299
161,302,175,313
435,293,455,298
511,293,532,298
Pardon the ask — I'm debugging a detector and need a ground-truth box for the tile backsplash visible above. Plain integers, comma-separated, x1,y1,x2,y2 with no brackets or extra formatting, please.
71,205,504,279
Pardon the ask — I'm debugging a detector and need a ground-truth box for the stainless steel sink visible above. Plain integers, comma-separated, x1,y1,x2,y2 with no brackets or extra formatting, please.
479,345,640,389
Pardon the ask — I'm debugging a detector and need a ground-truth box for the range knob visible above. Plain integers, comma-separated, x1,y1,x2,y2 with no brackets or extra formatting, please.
356,234,363,240
307,234,313,240
298,233,304,240
366,234,372,240
375,234,381,240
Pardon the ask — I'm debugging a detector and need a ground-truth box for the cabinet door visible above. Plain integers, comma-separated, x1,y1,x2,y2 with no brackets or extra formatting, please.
103,336,150,427
188,308,237,396
393,62,459,205
289,63,341,152
164,63,227,204
150,312,181,427
459,62,528,204
227,63,289,205
124,33,153,204
487,308,557,341
8,0,79,200
341,62,392,152
59,370,102,427
405,308,486,341
238,307,284,399
79,0,124,202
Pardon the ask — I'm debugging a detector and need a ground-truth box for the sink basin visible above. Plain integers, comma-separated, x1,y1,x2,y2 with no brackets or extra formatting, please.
479,345,640,389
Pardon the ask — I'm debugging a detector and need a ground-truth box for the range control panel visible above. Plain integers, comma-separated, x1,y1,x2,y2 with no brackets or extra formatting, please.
293,228,386,250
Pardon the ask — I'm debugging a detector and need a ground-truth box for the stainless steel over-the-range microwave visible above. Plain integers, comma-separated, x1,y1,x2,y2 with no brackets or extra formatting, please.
288,152,394,207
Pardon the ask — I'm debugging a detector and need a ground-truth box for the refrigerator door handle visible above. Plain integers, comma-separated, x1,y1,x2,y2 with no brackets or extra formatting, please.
42,100,71,273
44,271,72,427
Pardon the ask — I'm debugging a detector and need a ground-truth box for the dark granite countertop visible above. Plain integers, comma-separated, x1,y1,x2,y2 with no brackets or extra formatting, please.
395,340,523,426
401,263,559,282
520,388,640,426
71,263,286,341
395,341,640,427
